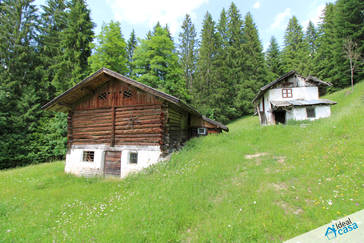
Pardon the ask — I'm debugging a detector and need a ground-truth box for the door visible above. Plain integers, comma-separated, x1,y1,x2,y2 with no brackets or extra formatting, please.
274,110,286,124
104,151,121,176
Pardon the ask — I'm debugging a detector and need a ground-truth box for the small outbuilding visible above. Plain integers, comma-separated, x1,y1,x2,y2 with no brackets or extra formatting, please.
253,71,337,125
42,68,228,178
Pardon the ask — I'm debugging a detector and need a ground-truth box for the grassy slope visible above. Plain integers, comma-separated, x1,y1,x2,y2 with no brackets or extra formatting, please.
0,83,363,242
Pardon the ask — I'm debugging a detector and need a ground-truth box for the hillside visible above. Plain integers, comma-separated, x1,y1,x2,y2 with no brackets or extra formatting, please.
1,82,363,242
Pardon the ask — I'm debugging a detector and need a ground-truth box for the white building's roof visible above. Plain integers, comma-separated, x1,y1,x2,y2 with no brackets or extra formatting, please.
271,99,337,110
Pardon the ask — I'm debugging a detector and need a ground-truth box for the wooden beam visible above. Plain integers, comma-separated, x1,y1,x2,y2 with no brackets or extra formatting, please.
111,87,116,147
80,87,95,94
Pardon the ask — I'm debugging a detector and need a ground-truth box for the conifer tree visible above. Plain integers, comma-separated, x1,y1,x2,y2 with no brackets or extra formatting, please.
305,21,318,74
52,0,94,94
282,16,309,75
178,14,198,93
132,24,186,99
235,12,266,115
212,8,235,123
332,0,364,87
39,0,68,99
89,21,128,74
193,12,218,116
0,0,44,168
314,3,338,88
266,36,284,80
126,29,137,77
226,2,245,89
306,21,318,57
224,3,245,119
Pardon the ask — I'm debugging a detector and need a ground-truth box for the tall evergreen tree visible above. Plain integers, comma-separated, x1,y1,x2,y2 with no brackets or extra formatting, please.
52,0,94,94
235,12,266,115
178,14,198,94
266,36,284,80
193,12,218,116
224,3,245,119
212,8,235,123
39,0,67,99
0,0,45,168
126,29,137,77
306,21,318,56
332,0,364,88
305,21,318,74
89,21,128,74
314,3,339,88
132,24,186,99
282,16,309,75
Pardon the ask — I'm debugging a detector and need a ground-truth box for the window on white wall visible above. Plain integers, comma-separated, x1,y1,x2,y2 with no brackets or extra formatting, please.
306,107,316,118
282,88,292,98
129,152,138,164
83,151,94,162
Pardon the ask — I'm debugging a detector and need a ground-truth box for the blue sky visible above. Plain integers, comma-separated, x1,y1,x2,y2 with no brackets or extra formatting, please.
35,0,335,51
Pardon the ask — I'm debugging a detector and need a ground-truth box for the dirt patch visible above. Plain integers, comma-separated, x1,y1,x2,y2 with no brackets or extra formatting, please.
245,152,269,159
275,201,304,215
271,182,288,191
274,156,286,164
305,199,314,206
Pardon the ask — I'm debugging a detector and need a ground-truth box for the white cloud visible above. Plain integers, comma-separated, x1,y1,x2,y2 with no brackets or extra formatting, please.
253,1,260,9
302,4,325,30
106,0,208,35
270,8,292,30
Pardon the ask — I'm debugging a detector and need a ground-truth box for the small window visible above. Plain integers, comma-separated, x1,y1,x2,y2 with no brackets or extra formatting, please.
123,89,133,98
129,152,138,164
282,88,292,98
306,107,316,118
197,128,207,135
83,151,94,162
98,92,108,100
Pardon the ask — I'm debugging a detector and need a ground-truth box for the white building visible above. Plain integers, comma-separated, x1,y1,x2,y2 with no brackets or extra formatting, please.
253,71,337,125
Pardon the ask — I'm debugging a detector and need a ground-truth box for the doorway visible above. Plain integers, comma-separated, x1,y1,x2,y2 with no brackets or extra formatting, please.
274,110,286,124
104,151,121,176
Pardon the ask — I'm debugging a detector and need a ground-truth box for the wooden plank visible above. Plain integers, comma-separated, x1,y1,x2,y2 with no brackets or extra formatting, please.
111,107,115,147
104,151,121,176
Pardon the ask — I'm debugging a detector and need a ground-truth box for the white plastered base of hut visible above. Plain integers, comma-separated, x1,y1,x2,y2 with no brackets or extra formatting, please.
65,145,163,178
286,105,331,121
267,105,332,125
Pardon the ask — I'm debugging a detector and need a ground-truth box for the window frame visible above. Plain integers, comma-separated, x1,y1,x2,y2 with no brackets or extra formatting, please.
197,127,207,135
282,88,293,98
129,152,138,164
82,151,95,162
306,107,316,118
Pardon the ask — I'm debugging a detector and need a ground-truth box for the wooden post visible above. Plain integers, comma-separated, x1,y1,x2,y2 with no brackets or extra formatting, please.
111,82,116,147
67,111,73,149
111,106,115,146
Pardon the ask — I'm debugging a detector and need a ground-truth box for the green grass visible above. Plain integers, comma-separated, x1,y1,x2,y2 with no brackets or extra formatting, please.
1,83,363,242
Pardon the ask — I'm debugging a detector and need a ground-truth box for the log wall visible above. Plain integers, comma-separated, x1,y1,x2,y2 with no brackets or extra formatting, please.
69,79,164,147
164,104,189,151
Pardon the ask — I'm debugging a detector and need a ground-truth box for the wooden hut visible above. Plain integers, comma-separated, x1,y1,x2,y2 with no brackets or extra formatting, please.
43,68,228,177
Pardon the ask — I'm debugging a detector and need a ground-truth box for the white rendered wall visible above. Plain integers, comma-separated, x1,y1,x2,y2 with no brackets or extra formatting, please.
287,105,332,121
268,86,319,102
65,144,162,178
315,105,331,119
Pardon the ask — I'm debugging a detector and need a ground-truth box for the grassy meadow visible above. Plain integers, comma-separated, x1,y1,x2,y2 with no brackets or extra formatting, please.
0,82,363,242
